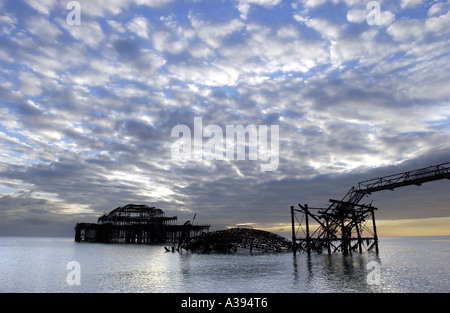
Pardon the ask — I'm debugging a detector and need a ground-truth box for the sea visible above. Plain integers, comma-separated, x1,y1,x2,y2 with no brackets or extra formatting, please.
0,236,448,293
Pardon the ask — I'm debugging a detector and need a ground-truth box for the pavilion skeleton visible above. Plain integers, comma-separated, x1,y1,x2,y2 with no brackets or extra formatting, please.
75,204,209,244
291,161,450,254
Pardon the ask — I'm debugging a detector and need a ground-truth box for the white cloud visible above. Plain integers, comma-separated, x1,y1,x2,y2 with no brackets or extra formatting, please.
188,44,214,59
347,8,395,26
295,15,344,40
396,52,450,100
380,10,396,26
25,15,62,40
0,50,13,63
401,0,424,9
73,0,130,17
239,0,282,4
24,0,56,15
72,0,174,18
168,62,239,87
152,30,189,54
307,17,343,39
136,49,166,72
150,17,196,55
237,3,251,19
190,17,245,49
427,2,447,17
387,18,425,42
19,72,42,96
135,0,173,6
341,0,361,6
425,11,450,35
277,25,300,38
302,0,327,8
20,50,63,79
219,22,328,77
58,18,105,48
0,14,17,36
346,9,367,23
126,16,150,39
107,19,126,33
236,0,282,19
387,11,450,42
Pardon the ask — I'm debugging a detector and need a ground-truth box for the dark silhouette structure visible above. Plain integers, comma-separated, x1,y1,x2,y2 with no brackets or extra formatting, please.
291,161,450,254
184,227,292,253
74,204,209,244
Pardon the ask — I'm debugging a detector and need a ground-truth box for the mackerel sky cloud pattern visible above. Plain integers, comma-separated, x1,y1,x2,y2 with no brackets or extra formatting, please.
0,0,449,236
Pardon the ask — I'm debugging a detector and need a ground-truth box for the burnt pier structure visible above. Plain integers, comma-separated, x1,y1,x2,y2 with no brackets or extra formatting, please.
291,161,450,254
75,204,210,244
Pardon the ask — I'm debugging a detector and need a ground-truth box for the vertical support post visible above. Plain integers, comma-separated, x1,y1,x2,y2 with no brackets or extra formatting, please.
353,209,363,253
371,207,379,254
74,223,81,242
341,216,348,254
325,217,331,254
290,206,297,254
304,204,311,255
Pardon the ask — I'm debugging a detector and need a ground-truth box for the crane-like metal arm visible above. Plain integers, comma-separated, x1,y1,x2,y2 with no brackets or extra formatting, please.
358,162,450,194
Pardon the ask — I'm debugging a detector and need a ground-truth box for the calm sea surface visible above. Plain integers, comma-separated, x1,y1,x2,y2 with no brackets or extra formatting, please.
0,236,448,293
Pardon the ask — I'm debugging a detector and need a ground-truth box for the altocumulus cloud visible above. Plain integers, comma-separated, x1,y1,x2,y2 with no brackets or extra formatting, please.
0,0,449,236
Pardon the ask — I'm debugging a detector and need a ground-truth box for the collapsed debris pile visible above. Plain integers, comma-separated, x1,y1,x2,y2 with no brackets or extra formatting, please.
183,227,292,253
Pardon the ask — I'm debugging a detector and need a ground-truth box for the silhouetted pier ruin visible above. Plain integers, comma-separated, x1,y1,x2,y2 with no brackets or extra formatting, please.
74,162,449,255
74,204,210,244
291,161,450,254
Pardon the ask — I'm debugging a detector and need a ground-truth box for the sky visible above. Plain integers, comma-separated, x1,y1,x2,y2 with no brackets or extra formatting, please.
0,0,449,238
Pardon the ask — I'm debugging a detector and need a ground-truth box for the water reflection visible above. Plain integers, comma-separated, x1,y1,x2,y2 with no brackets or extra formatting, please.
2,237,445,292
179,252,193,287
172,249,386,293
292,252,382,292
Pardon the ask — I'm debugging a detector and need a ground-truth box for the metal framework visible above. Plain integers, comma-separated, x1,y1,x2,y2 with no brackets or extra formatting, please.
291,161,450,254
358,161,450,193
291,202,379,254
75,204,209,244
